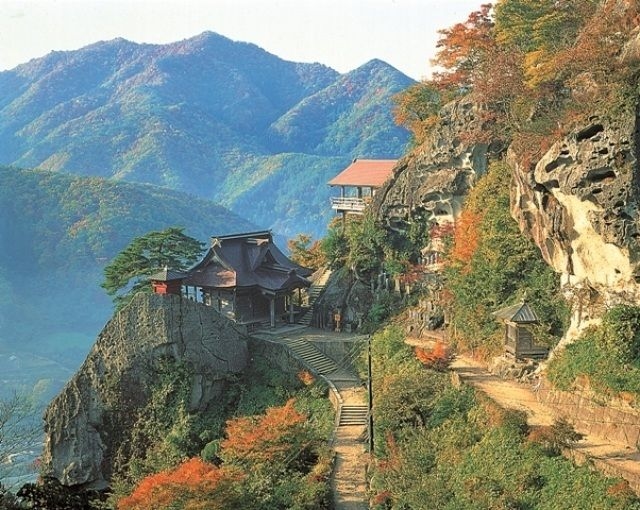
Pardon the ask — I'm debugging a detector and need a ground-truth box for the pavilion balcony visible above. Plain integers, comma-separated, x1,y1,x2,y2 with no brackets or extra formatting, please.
330,196,370,213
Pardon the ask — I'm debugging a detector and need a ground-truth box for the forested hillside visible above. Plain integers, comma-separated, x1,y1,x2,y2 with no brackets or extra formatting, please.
0,32,412,237
0,166,255,392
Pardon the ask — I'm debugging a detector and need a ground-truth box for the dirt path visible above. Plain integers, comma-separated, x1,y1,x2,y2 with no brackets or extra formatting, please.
329,377,369,510
449,354,640,493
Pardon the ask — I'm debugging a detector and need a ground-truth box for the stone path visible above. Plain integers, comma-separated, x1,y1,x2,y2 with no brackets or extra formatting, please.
261,328,370,509
329,374,369,510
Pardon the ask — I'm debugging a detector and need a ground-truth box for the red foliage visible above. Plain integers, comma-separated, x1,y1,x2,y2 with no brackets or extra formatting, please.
220,398,307,466
118,458,244,510
430,222,454,239
399,264,424,285
431,4,495,91
414,342,451,370
297,369,315,386
377,432,401,472
372,490,393,506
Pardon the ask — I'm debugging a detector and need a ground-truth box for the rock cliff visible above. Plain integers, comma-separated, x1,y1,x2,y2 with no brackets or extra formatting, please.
372,98,501,231
510,110,640,339
370,85,640,346
41,293,248,489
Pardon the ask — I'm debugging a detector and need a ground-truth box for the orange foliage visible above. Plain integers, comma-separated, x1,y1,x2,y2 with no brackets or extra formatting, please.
220,398,307,466
414,342,451,371
297,369,315,386
377,432,401,472
450,210,481,267
431,4,494,91
118,458,244,510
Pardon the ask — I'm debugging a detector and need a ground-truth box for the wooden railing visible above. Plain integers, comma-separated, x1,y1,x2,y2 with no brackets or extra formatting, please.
330,196,368,212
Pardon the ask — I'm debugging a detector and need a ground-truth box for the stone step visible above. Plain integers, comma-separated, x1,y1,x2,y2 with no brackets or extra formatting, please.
339,405,369,426
296,268,332,326
281,338,339,375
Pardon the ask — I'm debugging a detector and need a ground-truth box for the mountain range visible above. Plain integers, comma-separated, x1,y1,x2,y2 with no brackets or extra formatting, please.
0,31,412,237
0,166,255,396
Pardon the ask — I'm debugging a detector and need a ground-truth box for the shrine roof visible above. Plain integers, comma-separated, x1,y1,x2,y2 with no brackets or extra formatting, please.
183,231,311,292
328,159,397,187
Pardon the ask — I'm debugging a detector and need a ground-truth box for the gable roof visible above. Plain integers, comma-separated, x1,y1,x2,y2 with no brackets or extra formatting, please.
149,268,187,282
183,231,311,293
494,301,540,324
328,159,397,188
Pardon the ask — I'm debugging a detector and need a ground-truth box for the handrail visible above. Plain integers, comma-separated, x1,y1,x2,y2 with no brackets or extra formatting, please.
330,196,368,212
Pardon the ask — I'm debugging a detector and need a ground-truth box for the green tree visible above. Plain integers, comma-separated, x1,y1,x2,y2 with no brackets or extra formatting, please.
101,227,204,308
444,160,567,354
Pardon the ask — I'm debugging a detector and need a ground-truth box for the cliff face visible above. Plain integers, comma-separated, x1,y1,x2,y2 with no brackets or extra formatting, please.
41,293,248,489
510,110,640,336
373,91,640,343
373,98,499,230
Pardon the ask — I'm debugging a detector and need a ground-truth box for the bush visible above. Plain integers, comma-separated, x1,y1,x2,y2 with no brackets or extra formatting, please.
369,326,640,510
547,317,640,402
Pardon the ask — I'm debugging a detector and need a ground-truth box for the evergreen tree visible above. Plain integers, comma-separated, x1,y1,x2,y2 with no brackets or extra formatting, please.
101,227,204,308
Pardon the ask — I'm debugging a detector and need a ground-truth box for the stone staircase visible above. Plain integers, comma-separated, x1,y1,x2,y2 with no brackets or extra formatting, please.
338,404,369,427
298,268,333,326
279,337,339,375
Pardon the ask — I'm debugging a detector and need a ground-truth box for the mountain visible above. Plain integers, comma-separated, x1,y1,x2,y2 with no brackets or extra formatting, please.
0,166,255,394
0,32,413,237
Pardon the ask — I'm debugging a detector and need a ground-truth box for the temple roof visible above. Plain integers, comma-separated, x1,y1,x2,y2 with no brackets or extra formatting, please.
328,159,397,188
494,301,540,324
183,231,311,293
149,268,187,281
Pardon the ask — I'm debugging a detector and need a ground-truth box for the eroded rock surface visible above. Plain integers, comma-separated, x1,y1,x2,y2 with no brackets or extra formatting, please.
511,111,640,335
41,293,248,489
373,98,499,229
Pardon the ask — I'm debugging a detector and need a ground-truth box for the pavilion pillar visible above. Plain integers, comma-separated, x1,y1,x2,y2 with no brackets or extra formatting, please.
289,294,295,324
269,296,276,329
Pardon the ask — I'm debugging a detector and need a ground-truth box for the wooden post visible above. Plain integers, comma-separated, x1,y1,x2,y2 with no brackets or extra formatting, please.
269,296,276,329
289,295,295,324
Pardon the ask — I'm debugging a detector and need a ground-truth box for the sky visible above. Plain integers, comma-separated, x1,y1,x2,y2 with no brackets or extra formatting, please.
0,0,483,81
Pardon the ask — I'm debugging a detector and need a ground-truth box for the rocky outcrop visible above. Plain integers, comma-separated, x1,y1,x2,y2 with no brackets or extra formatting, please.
312,269,373,331
510,110,640,338
372,98,501,230
41,293,248,489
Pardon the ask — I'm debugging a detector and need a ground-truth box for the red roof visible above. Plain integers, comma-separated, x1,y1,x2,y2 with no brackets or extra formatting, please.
328,159,397,188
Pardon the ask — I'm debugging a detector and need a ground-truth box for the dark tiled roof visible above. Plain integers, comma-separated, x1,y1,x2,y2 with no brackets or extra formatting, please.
149,268,186,281
183,231,311,293
328,159,397,187
494,301,540,324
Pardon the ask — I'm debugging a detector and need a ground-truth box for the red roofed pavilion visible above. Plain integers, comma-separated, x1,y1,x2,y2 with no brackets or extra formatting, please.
328,159,396,216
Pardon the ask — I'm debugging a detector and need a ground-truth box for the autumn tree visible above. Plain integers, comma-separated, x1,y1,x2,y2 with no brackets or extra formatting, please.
220,399,310,469
431,3,495,92
393,82,441,144
102,227,204,308
118,458,249,510
287,233,325,271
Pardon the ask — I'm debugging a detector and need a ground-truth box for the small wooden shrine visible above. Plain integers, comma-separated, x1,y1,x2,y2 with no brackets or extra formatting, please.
149,268,186,296
494,301,549,360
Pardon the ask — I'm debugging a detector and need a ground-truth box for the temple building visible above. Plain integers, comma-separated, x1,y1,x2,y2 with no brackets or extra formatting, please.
328,159,396,218
150,231,312,329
